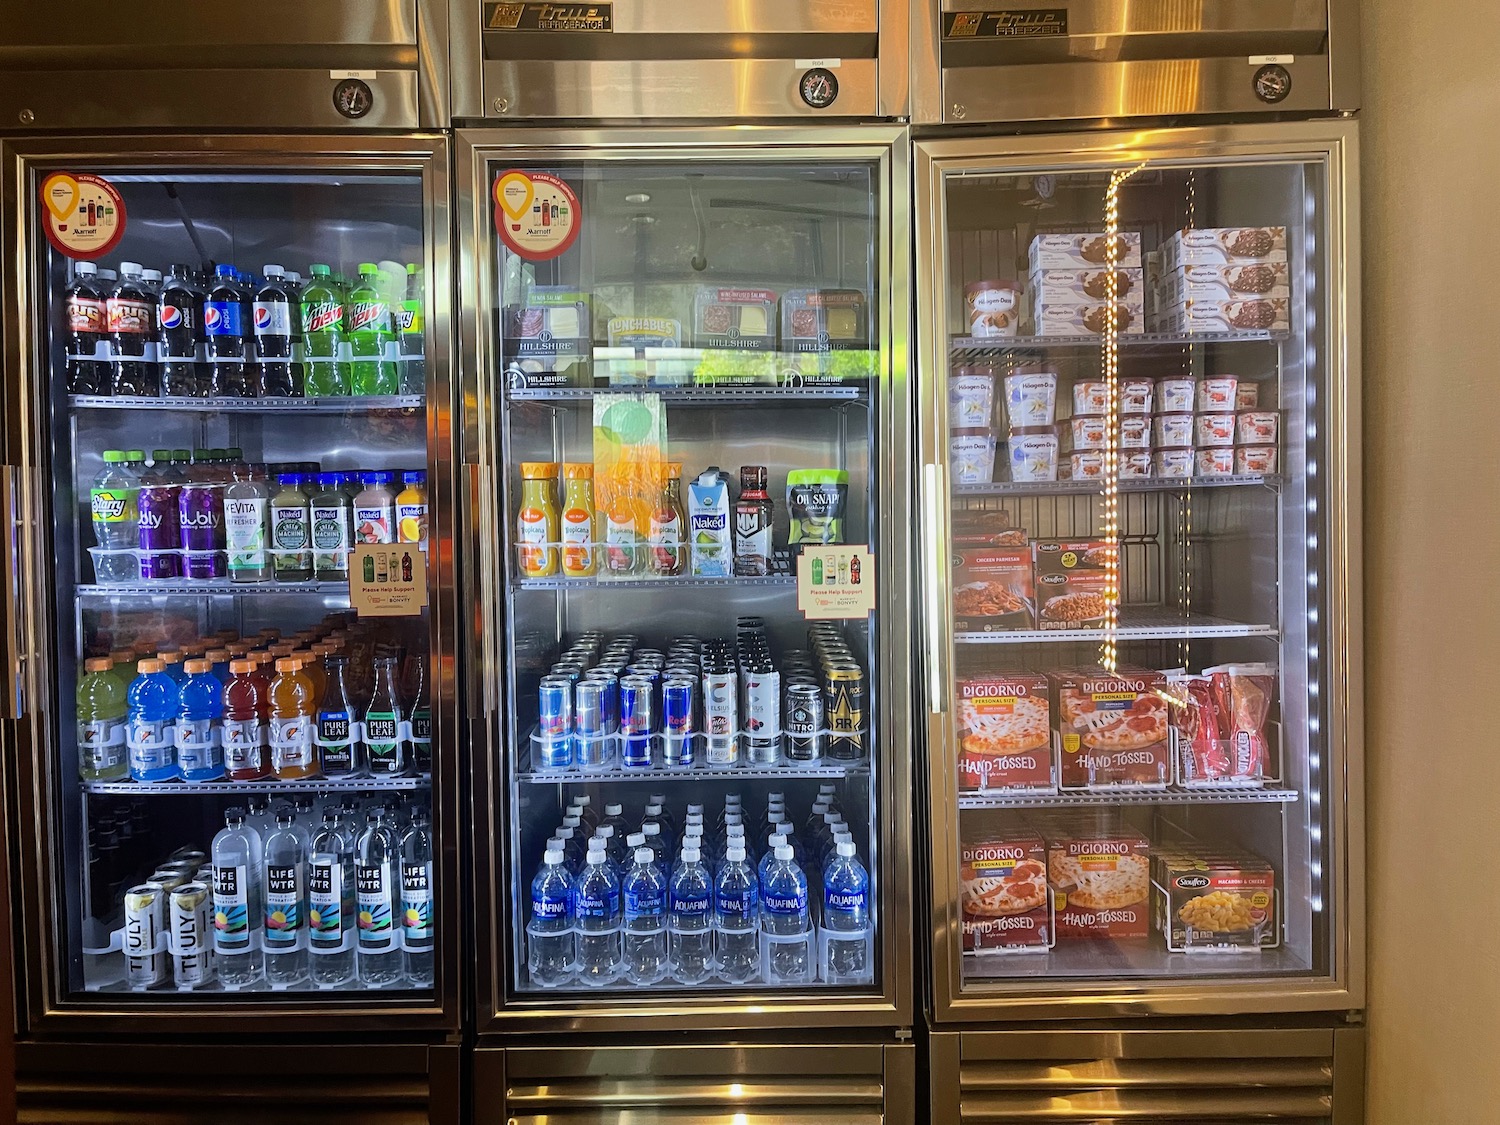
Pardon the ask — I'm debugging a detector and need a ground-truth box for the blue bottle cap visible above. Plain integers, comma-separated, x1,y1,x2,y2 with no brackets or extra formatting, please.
278,473,301,486
317,472,340,486
402,470,425,485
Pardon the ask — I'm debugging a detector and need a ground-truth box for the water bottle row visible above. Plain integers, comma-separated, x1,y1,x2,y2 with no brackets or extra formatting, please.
528,791,871,989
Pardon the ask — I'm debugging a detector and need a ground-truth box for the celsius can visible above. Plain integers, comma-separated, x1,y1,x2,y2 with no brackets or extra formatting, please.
124,881,168,987
785,682,824,762
743,665,783,764
662,677,697,768
702,663,740,766
824,662,865,762
620,675,656,769
170,881,216,987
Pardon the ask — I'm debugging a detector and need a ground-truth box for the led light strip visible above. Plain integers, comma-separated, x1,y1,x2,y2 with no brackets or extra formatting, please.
1101,162,1148,674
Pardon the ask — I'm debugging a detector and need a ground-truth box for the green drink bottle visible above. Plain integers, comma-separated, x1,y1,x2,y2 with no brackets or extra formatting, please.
77,656,128,781
348,263,398,396
301,264,349,397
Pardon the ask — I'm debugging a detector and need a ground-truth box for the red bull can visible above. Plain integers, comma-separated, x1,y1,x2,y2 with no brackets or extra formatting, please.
662,677,697,768
573,679,610,768
620,675,655,769
537,674,573,768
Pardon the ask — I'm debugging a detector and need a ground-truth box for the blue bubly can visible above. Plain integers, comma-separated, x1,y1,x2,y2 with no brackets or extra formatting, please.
620,675,655,769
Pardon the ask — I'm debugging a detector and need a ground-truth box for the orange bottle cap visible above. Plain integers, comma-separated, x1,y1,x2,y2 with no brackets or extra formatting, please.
563,463,594,480
229,659,255,674
275,658,300,673
184,660,211,674
206,649,229,663
84,658,112,673
137,659,164,673
664,462,683,480
157,650,182,664
109,650,133,662
520,462,560,479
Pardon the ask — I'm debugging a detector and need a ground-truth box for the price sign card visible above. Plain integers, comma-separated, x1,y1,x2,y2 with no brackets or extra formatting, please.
350,545,429,617
797,545,875,620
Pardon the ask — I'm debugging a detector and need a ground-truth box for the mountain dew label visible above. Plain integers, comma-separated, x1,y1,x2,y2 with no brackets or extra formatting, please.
304,301,343,335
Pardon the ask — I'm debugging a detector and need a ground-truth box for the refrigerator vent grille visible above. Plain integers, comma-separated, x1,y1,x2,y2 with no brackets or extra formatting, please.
958,1055,1334,1122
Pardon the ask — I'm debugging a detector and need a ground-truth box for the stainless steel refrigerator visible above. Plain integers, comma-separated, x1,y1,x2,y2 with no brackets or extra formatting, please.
456,125,918,1121
0,133,463,1120
912,119,1366,1122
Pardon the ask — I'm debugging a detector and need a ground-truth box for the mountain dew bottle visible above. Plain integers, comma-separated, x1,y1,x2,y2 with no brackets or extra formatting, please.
301,265,348,397
348,264,398,396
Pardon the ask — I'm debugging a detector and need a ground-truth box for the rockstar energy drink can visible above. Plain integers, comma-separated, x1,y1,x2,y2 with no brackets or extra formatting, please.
824,661,865,762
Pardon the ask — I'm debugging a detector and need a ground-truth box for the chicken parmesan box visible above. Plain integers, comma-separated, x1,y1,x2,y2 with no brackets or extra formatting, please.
952,546,1036,631
1037,818,1150,940
956,673,1054,793
960,828,1051,952
1049,665,1171,789
1032,540,1114,630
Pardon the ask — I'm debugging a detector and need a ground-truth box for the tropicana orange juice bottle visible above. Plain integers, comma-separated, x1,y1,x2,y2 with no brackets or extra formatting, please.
560,462,596,578
269,657,318,780
517,462,560,578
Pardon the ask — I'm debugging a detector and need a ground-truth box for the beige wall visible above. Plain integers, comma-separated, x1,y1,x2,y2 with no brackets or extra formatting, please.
1362,3,1500,1122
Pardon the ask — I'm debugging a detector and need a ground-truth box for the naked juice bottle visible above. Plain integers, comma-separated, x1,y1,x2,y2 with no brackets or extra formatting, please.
517,462,560,577
269,657,318,780
559,463,596,578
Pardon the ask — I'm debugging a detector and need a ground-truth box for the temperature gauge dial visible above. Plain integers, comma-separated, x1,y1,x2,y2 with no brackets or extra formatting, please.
799,68,839,110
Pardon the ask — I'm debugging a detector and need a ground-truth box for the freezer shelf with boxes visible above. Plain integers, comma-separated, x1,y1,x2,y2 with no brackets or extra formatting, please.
920,126,1359,1009
471,140,910,1017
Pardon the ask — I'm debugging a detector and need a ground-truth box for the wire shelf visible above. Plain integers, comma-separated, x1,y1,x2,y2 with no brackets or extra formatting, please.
77,581,351,598
68,394,425,414
958,787,1298,810
81,774,432,796
507,385,868,406
949,330,1287,361
955,607,1278,645
954,473,1280,498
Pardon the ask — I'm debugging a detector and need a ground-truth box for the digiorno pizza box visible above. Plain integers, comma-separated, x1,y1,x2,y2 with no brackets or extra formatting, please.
956,673,1054,793
1037,818,1150,940
959,830,1050,952
1050,665,1171,789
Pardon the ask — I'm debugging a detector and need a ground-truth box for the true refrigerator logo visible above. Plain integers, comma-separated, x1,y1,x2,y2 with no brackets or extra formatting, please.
485,1,613,31
943,9,1068,38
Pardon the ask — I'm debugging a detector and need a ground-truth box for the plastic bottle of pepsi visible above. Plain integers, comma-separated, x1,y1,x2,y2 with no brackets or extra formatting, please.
254,265,297,397
65,261,108,395
204,266,249,396
158,263,204,398
107,262,158,396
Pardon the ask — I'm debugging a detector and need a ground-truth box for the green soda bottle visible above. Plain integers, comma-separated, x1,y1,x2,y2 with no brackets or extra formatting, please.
347,263,398,396
77,656,128,780
301,264,349,397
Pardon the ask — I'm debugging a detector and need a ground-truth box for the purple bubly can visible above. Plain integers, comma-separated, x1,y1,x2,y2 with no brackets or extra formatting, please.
137,482,181,579
178,482,226,578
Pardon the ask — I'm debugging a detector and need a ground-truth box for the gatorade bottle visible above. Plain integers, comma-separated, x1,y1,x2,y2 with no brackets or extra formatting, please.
301,265,348,397
223,658,270,781
177,659,226,782
77,656,128,781
269,657,317,780
126,658,179,782
348,264,398,395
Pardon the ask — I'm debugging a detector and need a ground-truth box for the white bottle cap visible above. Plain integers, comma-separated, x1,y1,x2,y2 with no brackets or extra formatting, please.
627,832,646,848
554,827,572,841
768,833,787,849
825,812,842,825
682,846,701,863
725,812,742,825
577,795,592,806
819,783,836,795
643,822,661,837
142,268,162,282
563,814,582,828
837,841,857,858
769,792,785,802
645,803,662,815
727,845,746,862
778,821,795,834
686,814,703,826
263,263,284,276
596,825,614,839
727,824,745,838
586,838,606,853
75,262,97,276
587,850,606,865
726,793,742,805
775,844,794,861
687,803,704,815
605,803,623,816
634,847,654,865
120,261,142,275
649,793,666,804
544,847,564,864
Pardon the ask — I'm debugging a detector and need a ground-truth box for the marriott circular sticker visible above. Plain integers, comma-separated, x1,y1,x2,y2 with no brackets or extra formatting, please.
494,170,580,261
39,172,126,260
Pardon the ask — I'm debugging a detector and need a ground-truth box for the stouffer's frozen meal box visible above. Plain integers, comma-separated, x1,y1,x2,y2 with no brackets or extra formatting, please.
1038,819,1150,940
1154,297,1289,334
502,287,592,388
1049,665,1171,789
960,830,1051,952
1028,232,1143,271
949,509,1027,548
1032,540,1115,630
957,673,1053,793
1161,227,1289,267
1154,845,1277,951
952,546,1036,631
1160,262,1291,306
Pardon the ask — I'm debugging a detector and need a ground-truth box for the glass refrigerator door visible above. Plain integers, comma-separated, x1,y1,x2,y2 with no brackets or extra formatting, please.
461,129,912,1028
4,139,457,1024
916,123,1360,1018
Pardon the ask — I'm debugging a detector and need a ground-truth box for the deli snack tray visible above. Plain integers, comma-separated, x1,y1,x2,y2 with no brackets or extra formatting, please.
956,607,1278,644
958,787,1298,810
949,329,1288,361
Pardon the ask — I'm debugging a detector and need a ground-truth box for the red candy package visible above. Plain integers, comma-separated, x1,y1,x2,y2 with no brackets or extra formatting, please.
1170,663,1275,785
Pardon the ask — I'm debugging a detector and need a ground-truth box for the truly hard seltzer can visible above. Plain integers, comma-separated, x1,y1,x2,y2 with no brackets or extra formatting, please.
124,881,168,987
170,881,216,987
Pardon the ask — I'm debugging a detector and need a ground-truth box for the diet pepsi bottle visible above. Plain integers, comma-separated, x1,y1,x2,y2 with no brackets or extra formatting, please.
158,264,204,398
253,265,296,397
204,265,250,396
107,263,158,396
65,262,109,395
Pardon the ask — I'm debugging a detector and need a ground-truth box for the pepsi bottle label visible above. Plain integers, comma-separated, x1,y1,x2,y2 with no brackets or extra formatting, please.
253,301,292,337
203,301,242,337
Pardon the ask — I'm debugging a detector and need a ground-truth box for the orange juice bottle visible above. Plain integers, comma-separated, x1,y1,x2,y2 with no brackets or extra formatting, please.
268,657,318,779
516,462,560,577
559,463,596,578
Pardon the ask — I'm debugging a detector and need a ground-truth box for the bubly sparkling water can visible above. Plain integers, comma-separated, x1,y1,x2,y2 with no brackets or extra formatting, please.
620,675,655,769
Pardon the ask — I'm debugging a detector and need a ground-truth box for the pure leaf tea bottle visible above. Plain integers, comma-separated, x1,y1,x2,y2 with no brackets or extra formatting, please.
406,654,431,775
365,654,407,776
317,654,361,776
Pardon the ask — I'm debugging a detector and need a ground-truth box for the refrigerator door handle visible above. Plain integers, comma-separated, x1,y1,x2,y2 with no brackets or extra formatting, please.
922,461,949,715
463,461,499,718
0,464,25,719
